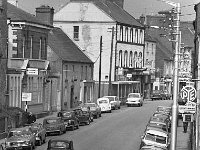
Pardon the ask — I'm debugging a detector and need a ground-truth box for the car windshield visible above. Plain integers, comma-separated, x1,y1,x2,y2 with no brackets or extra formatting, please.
8,129,31,137
98,99,108,104
45,119,58,124
50,141,70,148
104,97,115,101
145,133,167,144
128,93,140,98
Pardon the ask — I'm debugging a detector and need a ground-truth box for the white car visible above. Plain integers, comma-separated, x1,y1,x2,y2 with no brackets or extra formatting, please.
97,97,112,113
103,96,121,110
126,93,143,107
140,129,170,149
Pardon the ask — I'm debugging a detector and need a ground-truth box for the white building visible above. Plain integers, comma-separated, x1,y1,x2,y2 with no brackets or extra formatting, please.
54,0,146,101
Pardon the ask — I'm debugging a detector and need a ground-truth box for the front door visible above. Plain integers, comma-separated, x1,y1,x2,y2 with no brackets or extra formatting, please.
70,86,74,108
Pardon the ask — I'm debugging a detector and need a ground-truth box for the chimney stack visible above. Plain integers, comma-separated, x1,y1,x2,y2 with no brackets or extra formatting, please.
36,5,54,26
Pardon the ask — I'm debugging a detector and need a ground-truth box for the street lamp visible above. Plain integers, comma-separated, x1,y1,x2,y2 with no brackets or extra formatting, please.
157,1,181,150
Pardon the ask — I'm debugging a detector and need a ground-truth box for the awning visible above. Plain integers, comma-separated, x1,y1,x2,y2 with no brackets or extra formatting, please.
7,58,28,70
28,59,49,70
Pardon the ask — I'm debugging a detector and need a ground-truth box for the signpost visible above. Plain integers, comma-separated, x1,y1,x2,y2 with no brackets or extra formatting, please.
22,92,32,112
180,85,197,102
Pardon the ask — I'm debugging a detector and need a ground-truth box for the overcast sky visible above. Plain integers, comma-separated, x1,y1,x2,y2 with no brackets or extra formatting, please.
15,0,198,21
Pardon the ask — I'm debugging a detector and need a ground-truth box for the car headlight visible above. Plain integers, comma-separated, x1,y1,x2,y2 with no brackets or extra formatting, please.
24,140,31,145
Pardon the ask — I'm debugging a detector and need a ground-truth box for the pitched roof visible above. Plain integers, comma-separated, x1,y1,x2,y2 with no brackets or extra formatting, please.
146,27,174,70
68,0,143,27
7,2,52,27
48,27,93,63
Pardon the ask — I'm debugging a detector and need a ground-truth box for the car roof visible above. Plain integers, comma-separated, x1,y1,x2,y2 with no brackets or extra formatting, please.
97,97,110,101
145,129,168,137
49,139,72,142
103,96,117,98
140,145,167,150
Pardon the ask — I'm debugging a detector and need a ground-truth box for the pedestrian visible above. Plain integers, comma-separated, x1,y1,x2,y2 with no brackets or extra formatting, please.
27,112,36,124
183,121,188,133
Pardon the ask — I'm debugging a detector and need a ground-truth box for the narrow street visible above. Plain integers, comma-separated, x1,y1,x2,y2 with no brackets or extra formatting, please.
36,100,172,150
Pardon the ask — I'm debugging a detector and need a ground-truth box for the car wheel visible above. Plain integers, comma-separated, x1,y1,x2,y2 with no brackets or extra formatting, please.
86,120,90,125
99,113,102,117
109,110,112,113
118,106,121,109
59,129,62,135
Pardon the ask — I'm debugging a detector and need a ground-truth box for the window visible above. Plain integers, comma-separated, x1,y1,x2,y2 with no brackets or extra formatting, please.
130,28,133,43
120,26,123,41
73,26,79,40
22,36,25,58
129,51,133,67
39,38,42,59
41,38,46,59
81,66,83,80
124,51,128,67
30,36,33,59
85,66,87,80
135,29,138,43
119,50,123,67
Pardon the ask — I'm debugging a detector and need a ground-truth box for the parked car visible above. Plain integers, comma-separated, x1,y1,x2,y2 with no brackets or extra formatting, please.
103,96,121,110
160,90,172,100
140,129,170,149
126,93,144,107
97,97,112,113
5,126,36,150
30,123,47,146
145,122,169,133
151,90,163,101
57,111,79,130
73,108,92,125
47,139,74,150
43,117,66,136
81,103,101,118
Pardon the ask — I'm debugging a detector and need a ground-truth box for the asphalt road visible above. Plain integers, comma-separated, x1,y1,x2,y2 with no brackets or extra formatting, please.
36,100,172,150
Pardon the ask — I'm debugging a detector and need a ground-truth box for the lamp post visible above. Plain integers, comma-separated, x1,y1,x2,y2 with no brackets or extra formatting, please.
157,1,180,150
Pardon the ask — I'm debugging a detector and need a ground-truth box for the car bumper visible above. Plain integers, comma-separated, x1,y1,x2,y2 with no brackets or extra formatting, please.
126,101,140,105
46,129,60,134
5,145,32,150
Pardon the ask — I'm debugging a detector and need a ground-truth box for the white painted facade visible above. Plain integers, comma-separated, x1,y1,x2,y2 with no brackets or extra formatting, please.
144,41,156,75
54,2,145,82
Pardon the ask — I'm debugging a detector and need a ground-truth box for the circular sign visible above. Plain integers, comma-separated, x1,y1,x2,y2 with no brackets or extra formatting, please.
180,86,196,102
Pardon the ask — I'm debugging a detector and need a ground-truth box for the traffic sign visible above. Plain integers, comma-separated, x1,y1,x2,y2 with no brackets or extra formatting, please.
178,101,196,114
180,85,196,102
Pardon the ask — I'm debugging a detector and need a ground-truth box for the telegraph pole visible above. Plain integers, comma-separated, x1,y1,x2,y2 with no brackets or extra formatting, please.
170,3,180,150
158,1,181,150
108,27,114,95
98,36,102,98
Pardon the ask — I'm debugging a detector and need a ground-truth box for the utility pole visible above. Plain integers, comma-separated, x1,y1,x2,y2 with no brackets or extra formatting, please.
108,27,114,96
98,36,102,98
170,3,180,150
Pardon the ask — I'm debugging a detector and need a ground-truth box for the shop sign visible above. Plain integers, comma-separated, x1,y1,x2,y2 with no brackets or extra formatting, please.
26,68,38,75
22,92,32,102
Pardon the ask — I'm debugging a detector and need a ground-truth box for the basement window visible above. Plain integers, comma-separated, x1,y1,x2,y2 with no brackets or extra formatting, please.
73,26,79,41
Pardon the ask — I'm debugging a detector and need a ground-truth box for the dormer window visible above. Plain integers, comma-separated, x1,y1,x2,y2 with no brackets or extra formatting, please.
73,26,79,41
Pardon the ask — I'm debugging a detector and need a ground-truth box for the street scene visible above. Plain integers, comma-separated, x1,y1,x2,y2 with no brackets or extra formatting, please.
0,0,199,150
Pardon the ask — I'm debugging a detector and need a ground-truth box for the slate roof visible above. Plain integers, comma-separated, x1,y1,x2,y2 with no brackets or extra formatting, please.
146,27,174,70
48,27,93,63
7,2,52,27
65,0,143,27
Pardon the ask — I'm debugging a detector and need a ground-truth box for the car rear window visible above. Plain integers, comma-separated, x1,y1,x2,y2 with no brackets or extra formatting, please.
50,141,69,148
45,119,58,124
98,99,108,104
128,93,140,98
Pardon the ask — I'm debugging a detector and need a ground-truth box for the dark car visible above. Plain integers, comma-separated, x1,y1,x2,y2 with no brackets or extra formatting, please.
47,139,74,150
5,126,36,150
30,123,47,146
57,111,79,131
43,117,66,136
73,108,92,125
151,90,162,101
81,103,101,119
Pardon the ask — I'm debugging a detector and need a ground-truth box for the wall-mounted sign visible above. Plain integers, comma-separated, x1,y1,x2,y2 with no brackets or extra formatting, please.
22,92,32,102
26,68,38,75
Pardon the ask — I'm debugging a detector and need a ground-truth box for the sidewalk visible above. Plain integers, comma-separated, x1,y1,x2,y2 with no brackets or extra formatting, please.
176,119,192,150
